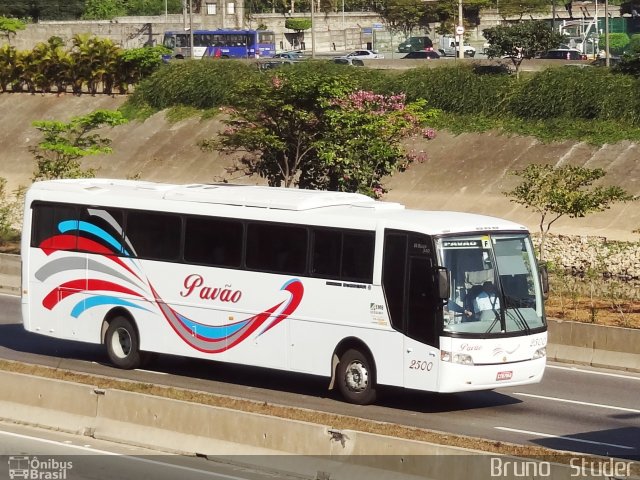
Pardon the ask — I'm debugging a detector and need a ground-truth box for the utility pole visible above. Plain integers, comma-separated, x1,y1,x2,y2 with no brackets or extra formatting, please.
604,0,610,66
458,0,464,59
189,0,194,59
311,0,316,58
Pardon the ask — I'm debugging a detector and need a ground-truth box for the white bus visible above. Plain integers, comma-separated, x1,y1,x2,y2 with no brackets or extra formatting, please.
21,179,548,405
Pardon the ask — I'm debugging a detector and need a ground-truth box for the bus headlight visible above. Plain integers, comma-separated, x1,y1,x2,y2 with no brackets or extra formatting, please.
533,347,546,359
441,351,474,365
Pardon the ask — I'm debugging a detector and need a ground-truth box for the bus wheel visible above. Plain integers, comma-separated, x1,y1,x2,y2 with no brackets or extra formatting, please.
337,349,377,405
106,317,141,369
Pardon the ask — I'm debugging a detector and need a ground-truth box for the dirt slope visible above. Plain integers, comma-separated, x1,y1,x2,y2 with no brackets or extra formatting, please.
1,94,638,241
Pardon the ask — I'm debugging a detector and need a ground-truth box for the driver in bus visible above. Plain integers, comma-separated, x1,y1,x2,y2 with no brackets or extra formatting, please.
469,281,500,320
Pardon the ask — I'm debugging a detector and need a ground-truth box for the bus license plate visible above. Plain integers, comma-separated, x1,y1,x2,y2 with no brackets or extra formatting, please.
496,371,512,381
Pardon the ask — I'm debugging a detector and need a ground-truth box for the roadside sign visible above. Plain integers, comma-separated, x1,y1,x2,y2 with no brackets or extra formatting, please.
455,25,465,35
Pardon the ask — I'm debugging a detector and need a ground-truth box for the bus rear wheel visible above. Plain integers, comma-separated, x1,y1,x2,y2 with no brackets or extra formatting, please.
337,348,377,405
106,316,142,369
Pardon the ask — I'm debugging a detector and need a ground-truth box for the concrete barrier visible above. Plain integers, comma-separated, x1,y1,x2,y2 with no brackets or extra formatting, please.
547,319,640,372
2,371,635,480
0,253,20,295
0,371,99,434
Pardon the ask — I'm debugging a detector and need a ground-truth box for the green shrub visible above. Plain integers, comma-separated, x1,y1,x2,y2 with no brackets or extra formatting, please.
130,60,258,110
508,67,640,123
285,18,312,31
397,64,514,116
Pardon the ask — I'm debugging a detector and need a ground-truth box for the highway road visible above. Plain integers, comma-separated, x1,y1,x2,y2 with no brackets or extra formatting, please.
0,293,638,462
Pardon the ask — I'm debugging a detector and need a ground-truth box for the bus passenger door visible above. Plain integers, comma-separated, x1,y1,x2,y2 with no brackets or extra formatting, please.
403,256,440,392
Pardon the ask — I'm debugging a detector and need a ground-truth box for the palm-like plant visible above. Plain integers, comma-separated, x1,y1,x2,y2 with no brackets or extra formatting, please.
0,44,19,92
70,34,120,94
36,37,72,94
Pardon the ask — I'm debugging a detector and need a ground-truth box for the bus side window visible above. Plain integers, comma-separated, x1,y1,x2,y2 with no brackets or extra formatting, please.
184,216,242,268
246,223,307,275
341,232,374,283
125,211,181,261
311,229,341,278
31,204,79,251
79,207,125,255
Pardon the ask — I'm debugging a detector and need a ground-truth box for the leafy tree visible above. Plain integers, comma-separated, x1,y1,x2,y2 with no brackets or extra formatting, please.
31,110,128,181
115,45,170,94
285,18,312,31
82,0,127,19
491,0,551,21
600,32,630,55
0,16,25,45
483,21,566,78
430,0,489,28
504,164,636,259
0,0,83,21
376,0,430,37
201,63,438,197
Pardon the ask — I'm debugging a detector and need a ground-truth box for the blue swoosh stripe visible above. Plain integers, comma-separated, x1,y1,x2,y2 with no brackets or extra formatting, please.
58,220,131,256
70,296,151,318
175,313,250,340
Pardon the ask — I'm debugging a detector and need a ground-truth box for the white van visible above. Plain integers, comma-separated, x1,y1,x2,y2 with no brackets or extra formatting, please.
438,35,476,57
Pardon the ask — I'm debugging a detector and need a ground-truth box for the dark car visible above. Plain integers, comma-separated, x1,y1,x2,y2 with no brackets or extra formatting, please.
590,56,621,66
272,52,305,60
402,50,440,59
540,49,587,60
333,57,365,66
398,36,434,53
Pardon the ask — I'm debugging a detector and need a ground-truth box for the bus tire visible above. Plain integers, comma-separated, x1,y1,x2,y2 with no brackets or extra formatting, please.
105,316,142,369
337,348,377,405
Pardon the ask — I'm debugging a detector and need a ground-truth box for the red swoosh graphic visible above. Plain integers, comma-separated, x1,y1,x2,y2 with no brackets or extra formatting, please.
43,279,144,310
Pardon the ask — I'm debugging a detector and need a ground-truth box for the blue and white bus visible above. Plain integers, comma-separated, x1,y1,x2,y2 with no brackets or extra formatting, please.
162,29,276,59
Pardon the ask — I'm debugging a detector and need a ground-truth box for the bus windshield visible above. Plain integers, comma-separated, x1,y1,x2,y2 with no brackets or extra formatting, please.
437,233,545,336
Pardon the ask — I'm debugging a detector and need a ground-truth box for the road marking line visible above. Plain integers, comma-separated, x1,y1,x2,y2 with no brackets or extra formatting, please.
495,427,635,450
0,430,244,479
548,364,640,381
512,392,640,413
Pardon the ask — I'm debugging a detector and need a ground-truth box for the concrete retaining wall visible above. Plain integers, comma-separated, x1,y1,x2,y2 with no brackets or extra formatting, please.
0,370,627,480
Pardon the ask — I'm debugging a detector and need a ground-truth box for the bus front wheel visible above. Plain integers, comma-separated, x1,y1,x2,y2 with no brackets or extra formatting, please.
106,316,142,369
337,349,377,405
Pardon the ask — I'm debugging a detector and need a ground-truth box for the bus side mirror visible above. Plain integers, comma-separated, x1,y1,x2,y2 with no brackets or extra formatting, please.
539,264,549,300
436,267,450,300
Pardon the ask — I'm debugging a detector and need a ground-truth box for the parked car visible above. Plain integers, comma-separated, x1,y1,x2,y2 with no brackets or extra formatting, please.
272,51,305,60
336,49,384,60
540,49,587,60
257,59,297,70
333,57,365,66
402,50,440,59
398,36,433,53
